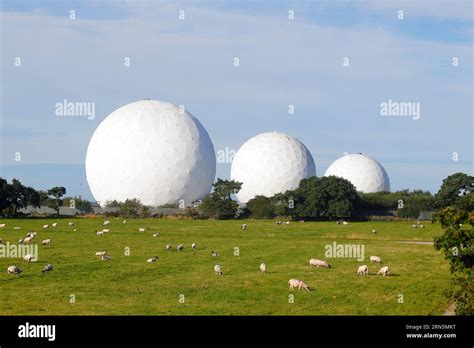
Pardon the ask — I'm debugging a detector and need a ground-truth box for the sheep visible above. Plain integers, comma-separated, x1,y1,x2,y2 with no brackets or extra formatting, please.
309,259,331,268
122,220,127,224
288,279,310,291
26,231,37,238
342,221,349,225
214,264,223,275
357,265,369,276
241,224,247,231
191,243,196,250
68,222,75,227
166,244,172,250
211,251,220,257
147,256,158,263
7,265,22,275
260,263,267,274
42,264,53,274
95,250,107,256
18,238,24,244
336,220,341,225
23,236,33,244
412,224,417,228
377,266,390,276
101,255,111,261
13,226,21,230
0,223,5,228
285,221,290,225
275,220,282,225
103,221,110,226
420,224,425,229
43,224,49,229
42,239,52,246
153,233,160,237
138,227,146,232
102,229,110,233
370,256,382,263
372,229,377,234
73,229,77,232
52,223,58,227
96,231,104,236
177,244,184,252
23,254,34,262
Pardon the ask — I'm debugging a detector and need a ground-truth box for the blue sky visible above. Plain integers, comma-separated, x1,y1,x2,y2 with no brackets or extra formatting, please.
0,0,472,201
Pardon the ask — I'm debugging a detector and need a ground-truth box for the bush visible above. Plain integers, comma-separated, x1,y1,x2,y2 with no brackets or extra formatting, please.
246,196,274,219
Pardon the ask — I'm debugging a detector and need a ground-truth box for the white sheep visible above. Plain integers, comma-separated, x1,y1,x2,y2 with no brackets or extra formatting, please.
211,251,220,257
13,226,21,230
18,238,24,244
52,223,58,227
122,220,127,224
275,220,282,225
377,266,390,276
43,224,49,229
147,256,158,263
370,256,382,263
23,254,34,262
191,243,196,250
102,229,110,233
214,264,223,275
42,264,53,274
23,236,33,244
241,224,247,231
177,244,184,252
288,279,310,291
7,265,22,275
166,244,172,250
103,221,110,226
153,233,160,237
357,265,369,275
0,223,5,228
420,224,425,229
342,221,349,225
372,229,377,234
138,227,146,232
68,222,75,227
95,250,107,256
42,239,52,246
285,221,290,225
309,259,331,268
260,263,267,274
96,231,104,236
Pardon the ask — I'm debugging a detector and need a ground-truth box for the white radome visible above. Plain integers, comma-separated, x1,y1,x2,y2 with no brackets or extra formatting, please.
85,100,216,207
231,132,316,203
324,154,390,193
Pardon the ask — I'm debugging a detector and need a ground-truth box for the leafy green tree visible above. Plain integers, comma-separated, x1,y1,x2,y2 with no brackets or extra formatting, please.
246,195,274,219
46,186,66,215
118,199,142,218
200,179,242,219
63,196,93,213
270,192,294,218
434,207,473,315
435,173,473,210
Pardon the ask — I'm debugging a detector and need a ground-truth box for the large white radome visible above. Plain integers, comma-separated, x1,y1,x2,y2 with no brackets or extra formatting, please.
324,154,390,193
231,132,316,203
85,100,216,207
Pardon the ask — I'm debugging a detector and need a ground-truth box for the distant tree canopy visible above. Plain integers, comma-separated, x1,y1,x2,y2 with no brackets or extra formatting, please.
200,179,242,219
0,177,40,216
435,173,473,211
46,187,66,215
246,195,275,219
63,196,93,213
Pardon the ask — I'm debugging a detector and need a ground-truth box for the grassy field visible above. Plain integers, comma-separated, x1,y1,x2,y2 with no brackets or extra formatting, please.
0,218,452,315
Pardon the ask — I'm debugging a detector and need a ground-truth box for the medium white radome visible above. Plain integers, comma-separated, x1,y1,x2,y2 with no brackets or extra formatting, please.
85,100,216,207
324,154,390,193
231,132,316,203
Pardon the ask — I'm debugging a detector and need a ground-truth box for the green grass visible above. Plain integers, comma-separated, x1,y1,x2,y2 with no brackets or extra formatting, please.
0,218,452,315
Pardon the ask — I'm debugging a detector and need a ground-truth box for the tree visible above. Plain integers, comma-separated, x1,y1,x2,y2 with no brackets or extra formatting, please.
434,207,473,315
0,178,40,216
435,173,474,210
118,199,142,218
291,176,358,220
200,179,242,219
47,187,66,215
246,195,274,219
63,196,93,213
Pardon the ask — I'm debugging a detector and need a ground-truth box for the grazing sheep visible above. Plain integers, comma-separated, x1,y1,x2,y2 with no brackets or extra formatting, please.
357,265,369,276
377,266,390,276
68,222,75,227
42,239,52,246
96,231,104,236
260,263,267,274
211,251,220,257
285,221,290,225
412,224,417,228
147,256,158,263
18,238,24,244
275,220,282,225
342,221,349,225
26,231,37,238
288,279,310,291
177,244,184,252
138,228,146,232
73,229,77,232
43,224,49,229
0,223,5,228
103,221,110,226
370,256,382,263
372,229,377,234
95,251,107,256
13,226,21,230
241,224,247,231
309,259,331,268
166,244,172,250
101,255,111,261
7,265,22,275
23,254,34,262
122,220,127,224
42,264,53,274
191,243,196,250
420,224,425,229
102,229,110,233
52,223,58,227
153,233,160,237
336,220,341,225
214,264,223,275
23,236,33,244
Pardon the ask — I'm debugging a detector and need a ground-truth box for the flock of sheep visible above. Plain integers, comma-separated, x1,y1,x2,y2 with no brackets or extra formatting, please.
2,219,393,293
